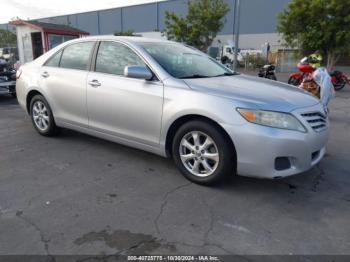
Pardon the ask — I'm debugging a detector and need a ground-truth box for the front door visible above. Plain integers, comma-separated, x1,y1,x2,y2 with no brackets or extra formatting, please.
87,41,163,147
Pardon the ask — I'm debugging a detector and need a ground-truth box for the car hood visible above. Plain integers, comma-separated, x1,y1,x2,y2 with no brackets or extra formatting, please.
183,74,320,112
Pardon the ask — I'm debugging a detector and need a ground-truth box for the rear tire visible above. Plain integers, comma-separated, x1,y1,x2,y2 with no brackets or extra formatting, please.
267,74,277,81
172,120,236,185
30,95,59,136
333,78,346,91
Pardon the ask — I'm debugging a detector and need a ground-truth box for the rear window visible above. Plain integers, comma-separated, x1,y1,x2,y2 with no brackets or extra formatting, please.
60,42,94,70
45,51,62,67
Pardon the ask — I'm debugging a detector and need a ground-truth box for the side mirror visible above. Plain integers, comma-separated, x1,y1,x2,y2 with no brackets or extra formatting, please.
124,65,153,80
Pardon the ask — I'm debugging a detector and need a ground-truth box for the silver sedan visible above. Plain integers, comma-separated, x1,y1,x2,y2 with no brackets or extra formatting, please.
16,36,329,185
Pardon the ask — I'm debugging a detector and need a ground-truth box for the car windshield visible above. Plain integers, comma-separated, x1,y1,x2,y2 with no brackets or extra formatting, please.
139,42,236,79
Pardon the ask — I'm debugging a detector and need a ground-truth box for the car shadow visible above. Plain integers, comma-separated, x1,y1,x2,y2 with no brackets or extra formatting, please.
56,128,330,198
0,95,18,106
57,128,176,170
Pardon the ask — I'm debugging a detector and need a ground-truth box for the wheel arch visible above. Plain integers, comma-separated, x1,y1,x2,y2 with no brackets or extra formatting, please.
164,114,237,168
26,89,44,114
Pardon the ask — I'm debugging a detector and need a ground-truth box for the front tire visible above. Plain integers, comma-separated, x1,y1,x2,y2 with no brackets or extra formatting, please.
30,95,59,136
172,120,236,185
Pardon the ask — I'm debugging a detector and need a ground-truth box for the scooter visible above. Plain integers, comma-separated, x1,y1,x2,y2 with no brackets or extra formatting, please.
288,63,350,91
258,64,277,80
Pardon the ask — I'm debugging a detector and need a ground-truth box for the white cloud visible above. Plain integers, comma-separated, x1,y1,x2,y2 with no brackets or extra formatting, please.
0,0,165,24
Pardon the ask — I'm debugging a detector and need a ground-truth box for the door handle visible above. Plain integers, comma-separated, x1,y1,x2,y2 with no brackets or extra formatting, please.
41,71,49,78
88,79,101,87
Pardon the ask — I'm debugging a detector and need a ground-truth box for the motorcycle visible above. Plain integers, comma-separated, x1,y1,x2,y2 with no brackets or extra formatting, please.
258,64,277,80
288,63,350,91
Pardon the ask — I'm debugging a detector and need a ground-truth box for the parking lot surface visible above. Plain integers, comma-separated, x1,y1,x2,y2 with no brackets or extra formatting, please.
0,83,350,258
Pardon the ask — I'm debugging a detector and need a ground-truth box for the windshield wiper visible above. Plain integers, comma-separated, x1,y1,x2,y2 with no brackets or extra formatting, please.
179,72,238,79
179,74,211,79
213,72,238,77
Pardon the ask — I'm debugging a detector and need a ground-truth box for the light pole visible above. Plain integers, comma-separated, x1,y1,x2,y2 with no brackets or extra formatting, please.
233,0,241,71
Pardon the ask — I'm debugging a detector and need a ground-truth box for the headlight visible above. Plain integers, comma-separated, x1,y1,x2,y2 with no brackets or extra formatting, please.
237,108,306,132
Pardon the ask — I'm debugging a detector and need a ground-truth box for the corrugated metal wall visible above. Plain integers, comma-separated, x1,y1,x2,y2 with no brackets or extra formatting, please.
239,0,290,34
1,0,290,36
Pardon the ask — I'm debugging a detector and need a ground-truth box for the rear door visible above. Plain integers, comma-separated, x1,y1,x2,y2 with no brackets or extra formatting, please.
39,41,95,127
86,41,164,147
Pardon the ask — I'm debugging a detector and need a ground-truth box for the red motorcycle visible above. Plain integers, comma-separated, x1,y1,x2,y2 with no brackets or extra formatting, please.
288,63,350,91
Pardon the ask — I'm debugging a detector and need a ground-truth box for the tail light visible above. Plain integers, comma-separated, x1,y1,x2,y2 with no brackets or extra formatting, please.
16,68,22,80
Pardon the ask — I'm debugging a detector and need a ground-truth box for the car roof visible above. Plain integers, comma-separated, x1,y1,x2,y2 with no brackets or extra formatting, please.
72,35,174,44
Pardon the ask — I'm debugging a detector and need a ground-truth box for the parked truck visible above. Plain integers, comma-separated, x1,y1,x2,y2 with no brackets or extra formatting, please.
220,45,244,66
208,45,244,67
208,45,263,69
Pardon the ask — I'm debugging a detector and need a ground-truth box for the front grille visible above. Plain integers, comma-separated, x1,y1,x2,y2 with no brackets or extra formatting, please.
301,112,327,132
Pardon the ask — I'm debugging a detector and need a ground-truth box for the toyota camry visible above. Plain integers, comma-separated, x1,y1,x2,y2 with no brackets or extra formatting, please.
16,36,329,185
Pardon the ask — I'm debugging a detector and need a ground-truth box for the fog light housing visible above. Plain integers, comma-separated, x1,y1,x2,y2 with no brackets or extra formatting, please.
275,157,291,171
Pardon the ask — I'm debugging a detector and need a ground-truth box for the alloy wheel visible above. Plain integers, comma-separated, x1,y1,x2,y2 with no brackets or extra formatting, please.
32,101,50,131
179,131,219,177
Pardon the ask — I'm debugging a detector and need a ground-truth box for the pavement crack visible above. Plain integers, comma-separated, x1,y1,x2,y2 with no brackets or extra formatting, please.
202,199,214,245
75,238,160,262
153,184,237,255
118,237,158,255
16,211,55,262
200,200,238,256
154,182,192,237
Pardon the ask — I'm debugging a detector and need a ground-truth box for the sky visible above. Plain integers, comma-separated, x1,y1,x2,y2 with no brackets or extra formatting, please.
0,0,164,24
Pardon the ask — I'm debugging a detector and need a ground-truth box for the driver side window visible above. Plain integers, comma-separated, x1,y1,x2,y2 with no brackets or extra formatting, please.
95,41,146,76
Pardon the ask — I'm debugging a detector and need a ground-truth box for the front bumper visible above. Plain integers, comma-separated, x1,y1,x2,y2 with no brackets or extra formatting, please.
223,104,329,179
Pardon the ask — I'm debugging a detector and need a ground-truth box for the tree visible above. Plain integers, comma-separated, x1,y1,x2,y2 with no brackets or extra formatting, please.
0,29,17,47
163,0,230,51
277,0,350,70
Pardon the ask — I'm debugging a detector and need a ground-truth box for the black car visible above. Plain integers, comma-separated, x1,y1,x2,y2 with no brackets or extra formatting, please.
0,59,16,97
